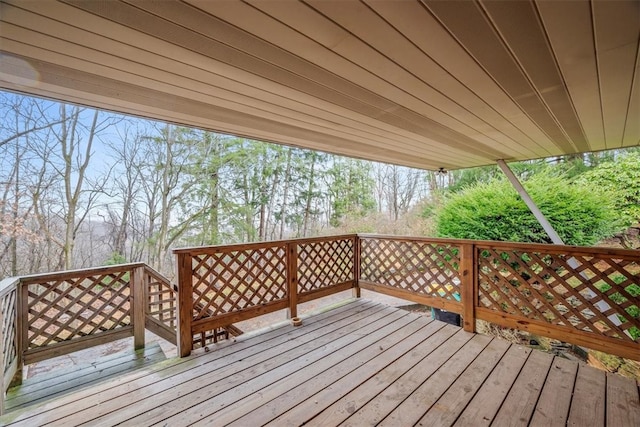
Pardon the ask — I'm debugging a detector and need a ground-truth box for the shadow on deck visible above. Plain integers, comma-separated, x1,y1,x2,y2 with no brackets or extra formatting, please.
1,299,639,426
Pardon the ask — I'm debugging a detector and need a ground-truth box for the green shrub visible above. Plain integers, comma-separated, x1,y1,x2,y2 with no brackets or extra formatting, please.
576,151,640,225
435,173,623,246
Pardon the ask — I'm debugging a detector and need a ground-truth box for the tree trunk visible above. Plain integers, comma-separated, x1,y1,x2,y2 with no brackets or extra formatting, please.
302,154,317,237
279,148,293,239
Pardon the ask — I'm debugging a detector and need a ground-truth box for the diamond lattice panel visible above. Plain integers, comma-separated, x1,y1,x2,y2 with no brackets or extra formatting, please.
191,246,287,320
146,272,176,331
1,288,18,374
26,272,132,349
478,248,640,343
360,238,462,300
297,238,354,293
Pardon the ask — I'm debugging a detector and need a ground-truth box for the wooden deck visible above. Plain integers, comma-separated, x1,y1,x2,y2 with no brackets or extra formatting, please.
1,299,639,427
4,343,166,413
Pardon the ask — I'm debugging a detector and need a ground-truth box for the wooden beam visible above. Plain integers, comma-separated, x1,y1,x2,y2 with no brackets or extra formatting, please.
353,235,361,298
297,281,355,304
22,327,134,365
476,308,640,361
359,281,463,314
176,253,193,357
131,266,146,350
144,317,177,346
190,300,289,333
459,243,475,332
287,242,298,319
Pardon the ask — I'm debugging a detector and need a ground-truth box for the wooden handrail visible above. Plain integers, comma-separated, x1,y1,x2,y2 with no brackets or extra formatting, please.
359,234,639,360
359,233,640,258
174,234,639,360
173,234,358,255
0,263,182,415
0,279,20,416
174,235,359,357
1,232,637,416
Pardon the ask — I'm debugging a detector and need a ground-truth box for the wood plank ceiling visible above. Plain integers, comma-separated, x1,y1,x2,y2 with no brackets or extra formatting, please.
0,0,638,170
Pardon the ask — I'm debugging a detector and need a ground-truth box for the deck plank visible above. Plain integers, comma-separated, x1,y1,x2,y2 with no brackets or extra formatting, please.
92,306,410,426
453,345,532,427
236,321,458,427
415,338,511,426
567,364,607,427
5,343,166,410
5,299,374,426
376,334,494,426
491,350,554,426
606,372,640,426
341,333,510,427
190,315,441,425
266,325,469,427
0,299,636,427
529,356,578,427
302,327,474,427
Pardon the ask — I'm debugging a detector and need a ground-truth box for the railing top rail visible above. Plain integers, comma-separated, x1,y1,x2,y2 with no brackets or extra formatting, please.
172,234,358,255
475,241,640,258
358,234,640,259
357,234,471,245
17,262,146,285
143,264,171,284
0,276,20,298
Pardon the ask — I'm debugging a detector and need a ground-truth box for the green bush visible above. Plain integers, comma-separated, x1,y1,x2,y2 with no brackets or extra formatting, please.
435,173,623,246
576,151,640,225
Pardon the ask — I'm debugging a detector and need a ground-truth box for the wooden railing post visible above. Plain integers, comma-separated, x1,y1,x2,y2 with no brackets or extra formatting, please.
176,253,194,357
131,265,146,350
287,243,298,319
460,243,476,332
353,235,361,298
16,282,25,386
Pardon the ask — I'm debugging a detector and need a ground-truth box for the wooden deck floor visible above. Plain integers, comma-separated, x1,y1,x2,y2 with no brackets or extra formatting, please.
5,342,166,413
1,299,639,426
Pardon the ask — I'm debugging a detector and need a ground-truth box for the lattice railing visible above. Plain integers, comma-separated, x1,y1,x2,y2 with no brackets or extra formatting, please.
1,286,17,378
145,266,176,332
359,236,463,311
143,265,178,345
174,235,359,356
298,236,355,295
189,243,288,321
0,277,19,397
477,244,640,344
175,235,639,360
22,267,133,352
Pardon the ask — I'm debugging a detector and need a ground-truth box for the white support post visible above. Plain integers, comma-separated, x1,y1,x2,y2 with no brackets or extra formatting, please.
497,160,566,245
497,160,621,328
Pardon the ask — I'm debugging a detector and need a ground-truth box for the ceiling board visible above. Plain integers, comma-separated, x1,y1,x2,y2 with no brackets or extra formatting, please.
0,0,637,170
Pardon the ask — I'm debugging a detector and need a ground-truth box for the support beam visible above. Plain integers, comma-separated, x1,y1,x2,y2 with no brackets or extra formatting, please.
497,160,565,245
497,160,622,330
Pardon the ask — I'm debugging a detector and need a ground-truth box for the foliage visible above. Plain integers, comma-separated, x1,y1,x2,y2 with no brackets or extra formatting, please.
435,172,623,246
327,159,376,227
3,90,638,277
590,350,640,380
576,151,640,225
104,252,127,266
446,160,547,193
445,152,619,194
595,279,640,339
